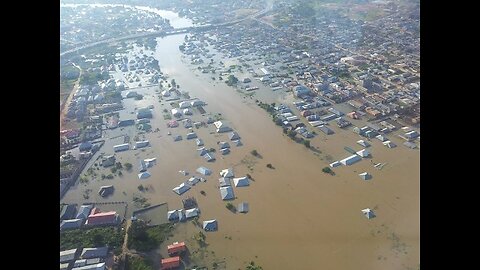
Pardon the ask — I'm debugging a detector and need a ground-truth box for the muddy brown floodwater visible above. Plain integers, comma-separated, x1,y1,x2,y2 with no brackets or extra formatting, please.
62,32,419,270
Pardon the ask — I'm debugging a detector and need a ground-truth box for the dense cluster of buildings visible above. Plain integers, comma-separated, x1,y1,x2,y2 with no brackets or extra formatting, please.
60,247,109,270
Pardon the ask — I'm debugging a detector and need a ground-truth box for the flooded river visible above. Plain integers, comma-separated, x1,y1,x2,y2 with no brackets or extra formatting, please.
61,7,419,270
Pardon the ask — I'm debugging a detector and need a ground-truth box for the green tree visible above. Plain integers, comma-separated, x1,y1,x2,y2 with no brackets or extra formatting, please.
125,163,133,171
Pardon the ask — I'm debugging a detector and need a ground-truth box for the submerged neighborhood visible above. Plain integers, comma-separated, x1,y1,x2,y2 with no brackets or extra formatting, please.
60,0,420,269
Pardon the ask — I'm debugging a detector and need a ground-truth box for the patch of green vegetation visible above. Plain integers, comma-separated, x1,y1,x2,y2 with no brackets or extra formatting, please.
125,163,133,171
225,74,239,86
250,149,259,157
125,254,154,270
60,226,125,255
246,261,263,270
226,202,235,211
127,221,174,252
80,70,109,85
322,167,335,175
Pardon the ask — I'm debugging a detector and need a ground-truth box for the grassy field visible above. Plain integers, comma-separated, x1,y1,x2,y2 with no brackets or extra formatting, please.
60,226,125,255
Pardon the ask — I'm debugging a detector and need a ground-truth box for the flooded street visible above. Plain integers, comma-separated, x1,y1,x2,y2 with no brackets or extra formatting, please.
62,10,419,270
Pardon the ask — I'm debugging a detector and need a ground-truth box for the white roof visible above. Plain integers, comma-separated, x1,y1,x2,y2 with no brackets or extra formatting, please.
179,101,191,108
196,166,212,175
185,208,199,218
220,168,234,178
356,140,371,147
339,154,362,166
358,172,371,180
202,219,218,231
233,176,250,187
188,177,200,186
361,208,375,219
220,186,234,200
356,149,370,157
138,171,151,179
173,182,191,195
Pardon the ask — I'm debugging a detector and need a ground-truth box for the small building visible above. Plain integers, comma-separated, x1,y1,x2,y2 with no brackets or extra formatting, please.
167,210,179,221
376,135,388,142
329,161,341,168
113,143,129,152
101,155,116,167
356,140,370,148
383,140,397,148
204,152,216,162
173,183,191,195
138,171,151,179
361,208,376,219
167,242,187,256
318,125,334,135
356,149,370,158
219,168,234,178
403,141,417,149
60,219,83,231
173,135,182,141
134,140,149,149
196,166,212,176
191,100,204,107
185,208,199,219
76,204,94,219
233,140,243,146
339,154,362,166
161,256,180,270
171,108,182,118
220,148,230,155
196,138,204,146
60,249,78,263
137,108,152,119
218,141,230,149
179,101,191,109
183,108,193,115
218,177,231,187
60,204,77,221
358,172,372,180
126,91,138,98
202,219,218,231
320,113,337,122
72,262,106,270
197,147,208,156
214,121,232,133
186,132,197,139
144,158,157,168
98,185,114,197
79,142,93,152
220,186,235,200
188,177,200,186
81,247,108,259
238,202,249,213
229,131,240,141
86,211,118,226
233,177,250,187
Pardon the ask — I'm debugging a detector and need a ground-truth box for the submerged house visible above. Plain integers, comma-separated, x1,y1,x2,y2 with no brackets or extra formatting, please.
197,167,212,175
233,176,250,187
214,121,232,133
203,219,218,231
220,186,235,200
339,154,362,166
358,172,372,180
238,202,249,213
173,183,191,195
361,208,376,219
